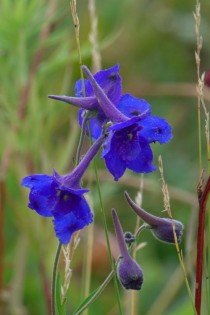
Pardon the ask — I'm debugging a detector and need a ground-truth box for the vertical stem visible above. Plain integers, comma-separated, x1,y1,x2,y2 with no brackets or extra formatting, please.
195,176,210,315
70,0,85,93
131,176,144,315
52,242,62,315
0,180,5,302
93,162,123,314
194,0,203,171
88,0,101,72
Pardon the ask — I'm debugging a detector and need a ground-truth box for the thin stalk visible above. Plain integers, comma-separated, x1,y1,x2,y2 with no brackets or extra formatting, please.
70,3,96,313
194,0,203,171
130,177,144,315
195,176,210,315
204,232,210,315
75,112,90,165
81,224,94,315
208,206,210,313
52,242,62,315
70,0,85,93
93,159,122,314
159,156,197,314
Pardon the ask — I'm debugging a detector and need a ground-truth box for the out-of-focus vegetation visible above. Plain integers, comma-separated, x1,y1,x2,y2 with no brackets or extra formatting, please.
0,0,209,314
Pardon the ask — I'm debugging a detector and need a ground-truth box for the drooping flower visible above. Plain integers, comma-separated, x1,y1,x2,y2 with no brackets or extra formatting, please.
48,65,122,140
82,66,172,180
124,191,184,244
21,136,105,244
112,209,144,290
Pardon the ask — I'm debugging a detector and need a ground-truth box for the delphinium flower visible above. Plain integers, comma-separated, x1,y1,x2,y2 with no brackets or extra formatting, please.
21,135,105,245
112,209,143,290
82,65,172,180
49,65,173,180
124,191,184,244
49,65,122,140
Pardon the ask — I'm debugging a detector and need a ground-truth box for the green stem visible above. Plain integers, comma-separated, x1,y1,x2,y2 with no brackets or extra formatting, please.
51,242,62,315
93,161,123,314
75,112,90,165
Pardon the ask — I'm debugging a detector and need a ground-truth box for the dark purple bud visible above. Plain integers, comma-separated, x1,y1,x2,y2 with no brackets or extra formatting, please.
124,232,136,246
124,191,184,244
112,209,144,290
117,256,144,290
149,218,184,244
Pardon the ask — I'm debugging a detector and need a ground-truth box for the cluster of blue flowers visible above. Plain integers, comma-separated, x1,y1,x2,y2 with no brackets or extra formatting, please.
21,65,183,290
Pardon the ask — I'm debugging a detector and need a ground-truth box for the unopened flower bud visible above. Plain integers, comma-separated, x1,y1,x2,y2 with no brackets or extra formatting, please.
117,256,144,290
149,218,184,244
124,191,184,244
112,209,143,290
124,231,136,246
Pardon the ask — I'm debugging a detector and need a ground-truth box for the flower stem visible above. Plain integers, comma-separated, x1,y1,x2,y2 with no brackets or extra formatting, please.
195,176,210,315
70,0,85,94
51,242,62,315
93,160,123,314
75,112,90,165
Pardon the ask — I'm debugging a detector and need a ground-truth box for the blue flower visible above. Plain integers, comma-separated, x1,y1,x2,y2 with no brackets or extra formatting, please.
81,66,172,180
49,65,173,180
101,115,156,181
21,173,92,245
21,136,105,244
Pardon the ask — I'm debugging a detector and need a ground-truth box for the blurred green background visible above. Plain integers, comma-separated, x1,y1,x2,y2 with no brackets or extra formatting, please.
0,0,209,314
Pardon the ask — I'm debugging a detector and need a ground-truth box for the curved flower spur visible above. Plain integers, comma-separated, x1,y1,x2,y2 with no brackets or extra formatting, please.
48,65,122,140
112,209,144,290
124,191,184,244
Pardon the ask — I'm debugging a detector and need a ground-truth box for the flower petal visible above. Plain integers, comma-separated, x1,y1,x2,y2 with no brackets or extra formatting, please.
75,64,122,105
53,196,93,244
117,94,152,118
127,136,156,173
21,175,57,217
139,116,173,144
102,135,126,181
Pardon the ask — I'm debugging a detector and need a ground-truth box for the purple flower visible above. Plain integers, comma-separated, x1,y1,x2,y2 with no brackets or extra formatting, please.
21,136,104,244
124,191,184,244
49,65,173,180
82,66,172,180
101,116,156,181
112,209,143,290
49,65,122,140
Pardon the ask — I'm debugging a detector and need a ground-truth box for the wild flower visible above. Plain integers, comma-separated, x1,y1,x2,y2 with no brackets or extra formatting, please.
82,65,172,180
21,135,105,244
124,191,184,244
